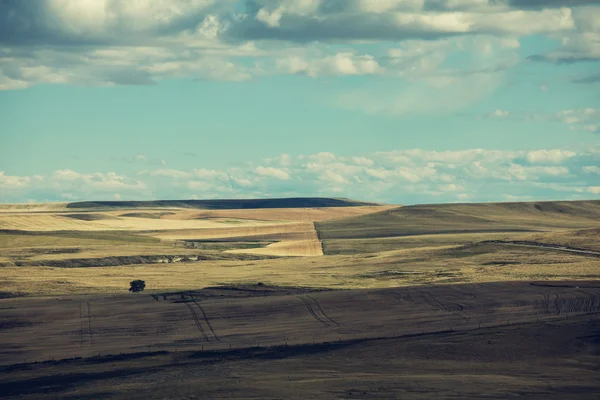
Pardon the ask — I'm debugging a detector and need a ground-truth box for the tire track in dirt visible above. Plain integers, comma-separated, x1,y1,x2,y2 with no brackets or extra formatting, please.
183,302,209,341
87,302,94,345
481,240,600,258
79,302,93,346
298,296,333,327
305,295,339,326
190,294,220,341
412,288,471,322
536,291,600,315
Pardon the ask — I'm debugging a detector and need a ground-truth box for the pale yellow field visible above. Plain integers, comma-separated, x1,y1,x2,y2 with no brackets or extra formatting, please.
226,225,323,257
0,213,282,232
160,205,396,222
146,221,316,240
227,239,323,257
0,203,69,213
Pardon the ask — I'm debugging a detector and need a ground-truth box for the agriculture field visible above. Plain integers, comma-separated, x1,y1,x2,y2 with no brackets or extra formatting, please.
1,281,600,399
1,198,599,399
316,200,600,240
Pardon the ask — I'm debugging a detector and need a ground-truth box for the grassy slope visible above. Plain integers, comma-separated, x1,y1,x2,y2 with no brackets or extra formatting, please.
316,200,600,241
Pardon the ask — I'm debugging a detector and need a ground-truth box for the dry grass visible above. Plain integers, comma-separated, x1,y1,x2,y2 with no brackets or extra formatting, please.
522,227,600,251
317,200,600,239
1,200,598,296
160,205,395,222
146,222,315,240
0,203,68,213
2,240,599,296
226,239,323,257
0,213,276,232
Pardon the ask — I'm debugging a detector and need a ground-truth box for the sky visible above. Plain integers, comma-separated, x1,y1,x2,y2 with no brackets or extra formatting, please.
1,0,599,205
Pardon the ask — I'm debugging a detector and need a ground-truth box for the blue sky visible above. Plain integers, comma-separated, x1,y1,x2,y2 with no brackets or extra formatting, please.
1,0,599,204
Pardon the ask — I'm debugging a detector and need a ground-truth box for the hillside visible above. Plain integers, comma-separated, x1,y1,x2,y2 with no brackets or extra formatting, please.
316,200,600,240
66,197,381,210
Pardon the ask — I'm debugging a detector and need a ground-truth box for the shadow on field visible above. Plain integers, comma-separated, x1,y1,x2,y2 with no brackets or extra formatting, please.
0,368,151,398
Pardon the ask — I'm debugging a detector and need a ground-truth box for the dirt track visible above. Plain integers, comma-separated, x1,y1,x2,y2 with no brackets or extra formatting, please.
482,240,600,257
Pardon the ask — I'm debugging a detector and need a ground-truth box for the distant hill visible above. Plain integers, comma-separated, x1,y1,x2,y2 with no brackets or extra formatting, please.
316,200,600,239
66,197,382,210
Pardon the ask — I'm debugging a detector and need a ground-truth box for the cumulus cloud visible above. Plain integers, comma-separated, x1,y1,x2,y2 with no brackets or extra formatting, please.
228,1,574,43
276,52,383,77
491,109,510,118
583,165,600,174
53,169,147,191
528,5,600,63
141,169,191,178
2,147,600,203
0,0,592,91
526,149,576,164
254,166,290,180
556,108,600,132
0,171,31,189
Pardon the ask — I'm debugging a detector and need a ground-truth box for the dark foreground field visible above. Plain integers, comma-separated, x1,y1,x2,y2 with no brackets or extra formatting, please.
1,281,600,399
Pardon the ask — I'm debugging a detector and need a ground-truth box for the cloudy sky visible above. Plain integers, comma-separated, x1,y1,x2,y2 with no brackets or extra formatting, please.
1,0,599,204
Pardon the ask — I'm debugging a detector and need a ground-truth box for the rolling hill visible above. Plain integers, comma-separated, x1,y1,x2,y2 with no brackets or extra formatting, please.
316,200,600,240
66,197,382,210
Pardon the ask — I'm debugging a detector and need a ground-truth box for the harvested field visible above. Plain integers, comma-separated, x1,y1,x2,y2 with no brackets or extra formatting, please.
1,198,600,399
2,313,598,399
146,222,315,240
0,203,68,213
227,239,323,257
226,222,323,257
316,200,600,239
1,281,599,366
161,205,395,222
0,213,276,232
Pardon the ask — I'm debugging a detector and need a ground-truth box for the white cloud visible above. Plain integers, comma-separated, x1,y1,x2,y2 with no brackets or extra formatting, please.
193,169,229,180
0,0,580,91
53,169,147,190
526,149,576,164
492,109,509,118
143,169,191,178
255,166,290,180
351,157,374,166
583,166,600,174
319,170,349,185
439,183,464,192
187,180,214,190
0,171,31,189
555,108,600,132
277,52,383,77
531,6,600,63
2,147,599,204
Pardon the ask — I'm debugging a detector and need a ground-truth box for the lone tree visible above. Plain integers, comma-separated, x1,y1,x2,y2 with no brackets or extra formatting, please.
129,280,146,293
